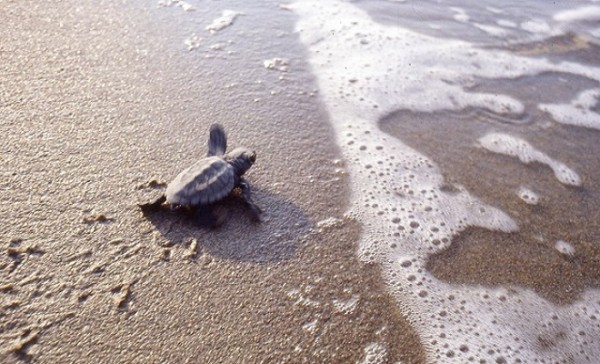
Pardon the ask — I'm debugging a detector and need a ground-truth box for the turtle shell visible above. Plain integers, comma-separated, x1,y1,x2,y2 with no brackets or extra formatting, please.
165,156,236,206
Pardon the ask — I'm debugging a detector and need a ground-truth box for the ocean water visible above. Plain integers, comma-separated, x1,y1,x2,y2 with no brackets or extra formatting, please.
155,0,600,362
290,0,600,363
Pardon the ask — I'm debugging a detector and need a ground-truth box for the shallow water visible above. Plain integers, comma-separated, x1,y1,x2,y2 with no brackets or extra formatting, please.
359,0,600,45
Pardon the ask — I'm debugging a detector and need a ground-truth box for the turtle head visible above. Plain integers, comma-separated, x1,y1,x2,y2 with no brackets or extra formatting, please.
224,147,256,176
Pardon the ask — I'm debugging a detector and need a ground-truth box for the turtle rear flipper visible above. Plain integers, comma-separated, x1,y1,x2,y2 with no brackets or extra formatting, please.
207,124,227,157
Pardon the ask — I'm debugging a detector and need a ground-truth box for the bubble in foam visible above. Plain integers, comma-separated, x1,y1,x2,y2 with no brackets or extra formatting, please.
263,57,289,72
332,294,360,315
555,240,576,256
302,319,318,334
517,186,539,205
315,216,343,231
539,88,600,131
479,132,582,186
184,33,201,51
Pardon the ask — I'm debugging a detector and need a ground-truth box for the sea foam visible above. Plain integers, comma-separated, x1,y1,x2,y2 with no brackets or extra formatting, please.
291,0,600,362
206,10,242,33
540,88,600,131
479,132,582,186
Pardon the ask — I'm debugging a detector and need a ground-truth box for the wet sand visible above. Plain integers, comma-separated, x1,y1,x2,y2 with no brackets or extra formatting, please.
0,0,424,363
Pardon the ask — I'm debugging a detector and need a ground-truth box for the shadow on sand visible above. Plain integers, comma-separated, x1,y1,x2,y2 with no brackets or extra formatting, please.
139,188,311,263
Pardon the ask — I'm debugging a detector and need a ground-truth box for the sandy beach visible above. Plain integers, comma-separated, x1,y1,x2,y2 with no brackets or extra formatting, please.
0,0,425,363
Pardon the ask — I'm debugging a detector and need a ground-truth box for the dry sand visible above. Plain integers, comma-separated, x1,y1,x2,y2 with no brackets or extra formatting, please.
0,0,424,363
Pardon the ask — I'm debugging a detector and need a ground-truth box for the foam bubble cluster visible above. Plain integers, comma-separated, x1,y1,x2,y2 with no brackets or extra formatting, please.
206,10,242,33
555,239,576,256
157,0,195,12
479,133,582,186
291,0,600,362
332,294,360,315
540,88,600,131
359,342,388,364
184,33,201,51
263,57,289,72
517,186,540,205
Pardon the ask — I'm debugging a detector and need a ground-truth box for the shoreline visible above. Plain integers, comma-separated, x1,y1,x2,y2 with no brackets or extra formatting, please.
292,0,600,362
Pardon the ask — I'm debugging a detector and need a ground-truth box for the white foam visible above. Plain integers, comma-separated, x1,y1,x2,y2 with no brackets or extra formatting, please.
450,7,469,23
554,6,600,23
540,88,600,130
497,19,517,28
263,57,289,72
315,216,343,231
157,0,175,6
206,10,242,33
209,43,224,51
520,19,553,35
486,6,504,15
291,0,600,362
473,23,509,37
184,33,201,51
359,342,388,364
517,186,540,205
555,240,576,256
286,288,320,308
332,294,360,315
178,1,194,12
479,133,582,186
157,0,195,12
302,319,318,334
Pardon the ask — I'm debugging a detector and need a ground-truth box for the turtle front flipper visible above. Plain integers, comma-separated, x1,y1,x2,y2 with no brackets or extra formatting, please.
239,179,262,222
207,124,227,157
139,194,166,213
193,204,228,228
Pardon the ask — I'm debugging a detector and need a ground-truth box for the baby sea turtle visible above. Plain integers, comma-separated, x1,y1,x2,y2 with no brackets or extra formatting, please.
140,124,261,225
